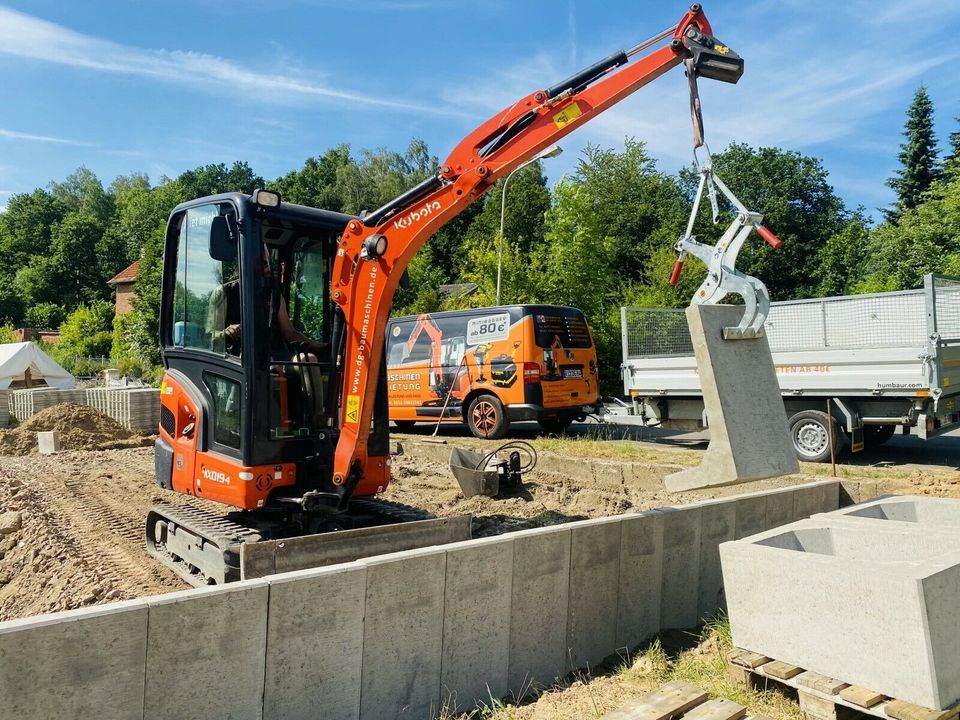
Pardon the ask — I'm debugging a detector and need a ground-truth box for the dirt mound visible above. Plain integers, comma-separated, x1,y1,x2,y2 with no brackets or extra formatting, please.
0,403,145,455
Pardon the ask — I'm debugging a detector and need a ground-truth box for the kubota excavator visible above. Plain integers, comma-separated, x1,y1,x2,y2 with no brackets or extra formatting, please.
147,4,746,584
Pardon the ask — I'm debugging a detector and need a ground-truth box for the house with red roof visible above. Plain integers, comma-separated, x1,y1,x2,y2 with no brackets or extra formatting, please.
107,260,139,315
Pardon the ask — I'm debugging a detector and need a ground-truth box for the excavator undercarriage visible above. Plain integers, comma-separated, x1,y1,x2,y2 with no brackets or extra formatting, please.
146,499,469,586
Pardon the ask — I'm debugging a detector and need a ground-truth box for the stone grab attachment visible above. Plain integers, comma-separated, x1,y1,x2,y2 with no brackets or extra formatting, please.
669,148,781,340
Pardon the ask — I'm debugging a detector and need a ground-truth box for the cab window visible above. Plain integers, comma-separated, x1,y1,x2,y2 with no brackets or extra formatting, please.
171,203,239,354
287,238,327,342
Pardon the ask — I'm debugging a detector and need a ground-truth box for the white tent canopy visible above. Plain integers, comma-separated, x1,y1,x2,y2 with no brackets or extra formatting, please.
0,343,74,389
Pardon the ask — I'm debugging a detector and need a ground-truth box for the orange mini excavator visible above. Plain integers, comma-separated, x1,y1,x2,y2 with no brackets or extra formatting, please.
147,4,744,584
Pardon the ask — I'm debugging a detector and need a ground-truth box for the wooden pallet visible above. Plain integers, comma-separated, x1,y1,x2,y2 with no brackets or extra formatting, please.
602,679,771,720
727,648,960,720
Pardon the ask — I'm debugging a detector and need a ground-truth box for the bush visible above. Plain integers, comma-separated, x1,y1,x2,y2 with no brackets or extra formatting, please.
49,302,114,374
0,324,18,344
24,302,67,330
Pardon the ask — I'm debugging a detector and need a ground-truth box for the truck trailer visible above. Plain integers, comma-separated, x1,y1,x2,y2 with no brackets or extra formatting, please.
619,274,960,461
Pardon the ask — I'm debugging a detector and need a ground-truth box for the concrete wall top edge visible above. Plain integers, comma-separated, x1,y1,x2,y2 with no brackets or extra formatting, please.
262,560,366,586
0,597,148,633
145,577,270,607
356,543,449,567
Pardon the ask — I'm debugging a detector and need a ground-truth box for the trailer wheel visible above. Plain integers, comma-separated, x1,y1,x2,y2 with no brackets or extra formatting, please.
863,424,896,447
467,394,508,439
788,410,841,463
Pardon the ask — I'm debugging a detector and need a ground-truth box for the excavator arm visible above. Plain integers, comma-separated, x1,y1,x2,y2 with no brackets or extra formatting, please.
330,3,742,494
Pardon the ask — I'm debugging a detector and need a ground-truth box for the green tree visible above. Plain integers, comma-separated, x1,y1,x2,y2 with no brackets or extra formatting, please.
529,141,685,393
945,116,960,182
273,145,354,211
816,211,871,296
50,167,114,224
24,302,67,330
860,176,960,290
886,85,940,220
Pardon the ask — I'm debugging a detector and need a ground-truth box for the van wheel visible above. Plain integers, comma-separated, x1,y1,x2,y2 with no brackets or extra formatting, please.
467,395,508,439
392,420,417,431
789,410,841,463
538,417,573,435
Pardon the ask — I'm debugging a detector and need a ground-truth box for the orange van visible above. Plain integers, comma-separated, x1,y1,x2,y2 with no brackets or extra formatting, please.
386,305,600,438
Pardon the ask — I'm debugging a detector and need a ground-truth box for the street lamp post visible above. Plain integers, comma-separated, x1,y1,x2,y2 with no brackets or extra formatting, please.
496,145,562,306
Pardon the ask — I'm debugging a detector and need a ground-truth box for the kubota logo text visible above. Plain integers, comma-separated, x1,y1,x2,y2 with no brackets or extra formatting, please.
201,466,231,484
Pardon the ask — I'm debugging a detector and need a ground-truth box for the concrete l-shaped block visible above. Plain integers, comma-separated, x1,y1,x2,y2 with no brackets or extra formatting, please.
721,496,960,710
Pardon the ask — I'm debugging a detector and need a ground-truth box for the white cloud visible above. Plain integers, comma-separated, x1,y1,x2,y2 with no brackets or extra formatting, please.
0,127,92,146
438,2,954,179
0,6,456,115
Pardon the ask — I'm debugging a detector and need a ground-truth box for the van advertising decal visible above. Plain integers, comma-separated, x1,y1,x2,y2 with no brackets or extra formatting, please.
466,313,511,346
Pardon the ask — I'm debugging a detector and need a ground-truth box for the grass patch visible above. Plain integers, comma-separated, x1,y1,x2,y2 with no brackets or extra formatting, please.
471,615,806,720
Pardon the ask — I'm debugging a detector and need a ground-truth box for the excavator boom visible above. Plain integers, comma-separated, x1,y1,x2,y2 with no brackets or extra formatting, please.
330,3,742,495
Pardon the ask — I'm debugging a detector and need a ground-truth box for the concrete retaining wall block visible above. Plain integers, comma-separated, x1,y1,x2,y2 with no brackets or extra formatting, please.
359,547,446,720
144,581,269,720
0,599,148,720
508,526,572,695
263,564,366,720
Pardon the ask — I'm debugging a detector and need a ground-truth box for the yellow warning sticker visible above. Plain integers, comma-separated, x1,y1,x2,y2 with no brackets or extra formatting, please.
345,395,360,424
552,102,582,129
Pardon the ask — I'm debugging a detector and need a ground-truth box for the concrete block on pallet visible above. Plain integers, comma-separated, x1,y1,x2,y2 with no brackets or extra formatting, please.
263,563,366,720
697,498,737,619
665,305,799,492
818,494,960,531
0,599,148,720
660,505,702,630
508,525,572,695
617,510,665,649
441,535,514,714
360,547,446,720
144,581,269,720
721,517,960,709
567,516,622,670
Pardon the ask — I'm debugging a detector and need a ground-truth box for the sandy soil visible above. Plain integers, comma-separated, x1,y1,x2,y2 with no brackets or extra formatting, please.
0,447,220,621
2,427,959,622
0,403,151,455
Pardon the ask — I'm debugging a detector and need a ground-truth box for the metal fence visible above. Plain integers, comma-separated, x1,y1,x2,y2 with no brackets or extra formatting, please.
623,274,960,360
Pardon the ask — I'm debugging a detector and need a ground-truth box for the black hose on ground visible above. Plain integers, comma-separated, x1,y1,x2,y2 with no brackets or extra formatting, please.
473,440,538,474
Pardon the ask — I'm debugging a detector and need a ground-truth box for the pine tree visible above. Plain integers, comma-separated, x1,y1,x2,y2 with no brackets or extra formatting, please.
945,116,960,181
886,85,940,220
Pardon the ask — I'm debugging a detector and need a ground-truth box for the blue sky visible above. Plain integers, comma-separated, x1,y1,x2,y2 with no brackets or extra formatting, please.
0,0,957,217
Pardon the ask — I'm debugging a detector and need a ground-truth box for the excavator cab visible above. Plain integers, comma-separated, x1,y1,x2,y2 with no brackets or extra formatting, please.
154,191,391,518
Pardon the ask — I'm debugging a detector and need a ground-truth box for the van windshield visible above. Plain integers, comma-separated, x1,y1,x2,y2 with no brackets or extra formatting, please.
532,309,592,349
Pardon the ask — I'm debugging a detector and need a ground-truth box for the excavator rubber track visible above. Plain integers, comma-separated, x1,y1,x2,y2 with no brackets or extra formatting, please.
146,499,471,587
145,503,262,586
